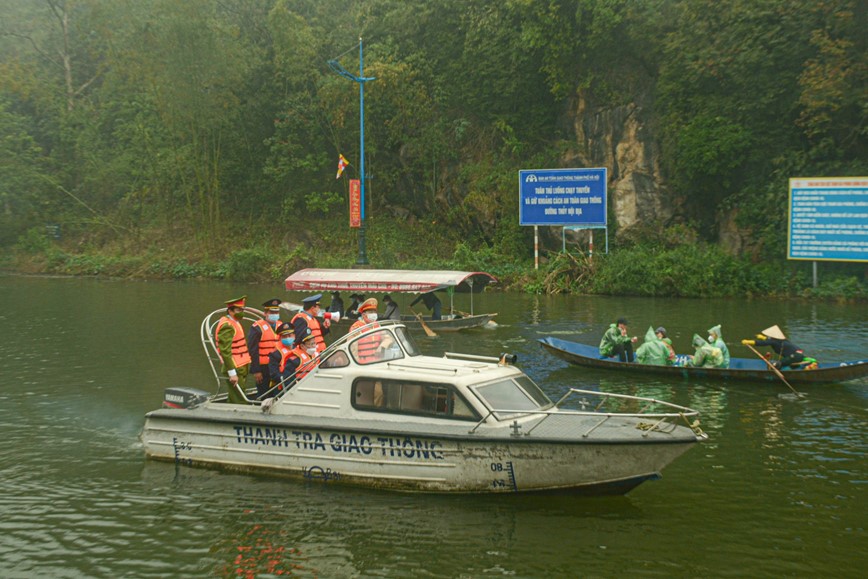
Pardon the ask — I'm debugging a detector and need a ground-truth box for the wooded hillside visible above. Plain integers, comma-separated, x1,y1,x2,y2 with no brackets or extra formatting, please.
1,0,864,280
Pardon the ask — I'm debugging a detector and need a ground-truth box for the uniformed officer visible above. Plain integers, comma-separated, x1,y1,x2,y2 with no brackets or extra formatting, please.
267,322,296,395
291,294,330,353
214,296,252,404
289,328,318,382
248,297,282,398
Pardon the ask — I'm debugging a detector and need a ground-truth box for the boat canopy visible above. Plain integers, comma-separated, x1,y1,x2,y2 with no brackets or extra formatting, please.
284,269,497,294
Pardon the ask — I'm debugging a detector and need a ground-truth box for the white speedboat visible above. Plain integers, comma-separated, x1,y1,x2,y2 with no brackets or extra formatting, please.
142,314,706,494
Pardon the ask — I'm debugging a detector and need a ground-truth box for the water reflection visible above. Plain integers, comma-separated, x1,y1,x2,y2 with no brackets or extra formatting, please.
1,276,866,577
141,462,648,577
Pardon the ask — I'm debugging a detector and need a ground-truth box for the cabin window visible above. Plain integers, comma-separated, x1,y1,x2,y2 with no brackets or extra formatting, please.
319,350,350,369
349,329,403,365
473,378,543,414
352,379,478,420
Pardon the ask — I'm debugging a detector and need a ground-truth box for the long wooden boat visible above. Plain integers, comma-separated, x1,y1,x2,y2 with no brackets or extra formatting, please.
141,314,706,495
284,268,498,331
539,336,868,384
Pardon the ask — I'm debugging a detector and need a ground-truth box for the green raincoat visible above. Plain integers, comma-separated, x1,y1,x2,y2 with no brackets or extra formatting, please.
707,324,730,368
688,334,725,368
599,323,632,358
635,326,672,366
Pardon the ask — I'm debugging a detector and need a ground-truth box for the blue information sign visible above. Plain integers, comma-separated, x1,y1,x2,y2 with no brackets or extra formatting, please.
519,168,607,226
788,177,868,262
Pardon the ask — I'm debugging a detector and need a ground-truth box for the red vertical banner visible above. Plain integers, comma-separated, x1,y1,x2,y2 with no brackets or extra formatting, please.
349,179,361,228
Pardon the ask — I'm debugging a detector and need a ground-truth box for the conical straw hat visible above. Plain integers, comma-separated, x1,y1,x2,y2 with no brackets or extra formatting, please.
761,325,786,340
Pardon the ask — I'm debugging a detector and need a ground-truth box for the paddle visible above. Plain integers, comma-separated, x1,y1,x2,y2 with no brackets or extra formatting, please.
745,343,804,398
410,307,437,337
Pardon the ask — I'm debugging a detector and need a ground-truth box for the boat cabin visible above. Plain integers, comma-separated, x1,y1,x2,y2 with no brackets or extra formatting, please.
261,321,552,426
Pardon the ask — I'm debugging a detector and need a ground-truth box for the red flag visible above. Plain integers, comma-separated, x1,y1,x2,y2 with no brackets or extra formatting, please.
336,154,349,179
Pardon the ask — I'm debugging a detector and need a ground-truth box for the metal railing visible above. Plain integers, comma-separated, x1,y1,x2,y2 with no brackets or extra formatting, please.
468,388,706,439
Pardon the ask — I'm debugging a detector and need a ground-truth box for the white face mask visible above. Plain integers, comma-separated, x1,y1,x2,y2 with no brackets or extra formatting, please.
267,313,279,322
365,312,378,322
306,347,316,356
708,336,715,343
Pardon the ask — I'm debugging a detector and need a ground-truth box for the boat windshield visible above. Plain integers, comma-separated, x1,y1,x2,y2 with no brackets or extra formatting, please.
394,326,420,356
472,375,553,416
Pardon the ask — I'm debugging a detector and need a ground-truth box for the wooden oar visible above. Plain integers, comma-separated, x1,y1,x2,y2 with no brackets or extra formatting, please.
410,307,437,337
745,343,804,398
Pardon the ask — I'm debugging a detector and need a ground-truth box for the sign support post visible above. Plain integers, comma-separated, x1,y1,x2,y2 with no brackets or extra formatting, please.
520,167,608,265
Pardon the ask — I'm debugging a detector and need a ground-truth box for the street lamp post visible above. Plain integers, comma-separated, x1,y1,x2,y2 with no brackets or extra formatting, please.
328,38,375,265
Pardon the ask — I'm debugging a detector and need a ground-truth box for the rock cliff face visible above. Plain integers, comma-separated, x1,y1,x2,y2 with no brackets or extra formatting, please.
561,96,677,237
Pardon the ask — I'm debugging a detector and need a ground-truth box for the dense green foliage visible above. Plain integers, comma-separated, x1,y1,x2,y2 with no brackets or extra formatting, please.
1,0,864,296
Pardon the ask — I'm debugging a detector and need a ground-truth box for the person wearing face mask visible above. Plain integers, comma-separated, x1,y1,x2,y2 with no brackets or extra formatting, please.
350,298,387,363
291,294,330,354
288,328,319,382
247,298,282,398
267,322,297,395
214,296,252,404
707,324,730,368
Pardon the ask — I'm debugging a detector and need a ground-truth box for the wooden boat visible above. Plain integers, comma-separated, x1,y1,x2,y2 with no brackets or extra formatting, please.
140,312,707,495
284,268,498,331
539,336,868,384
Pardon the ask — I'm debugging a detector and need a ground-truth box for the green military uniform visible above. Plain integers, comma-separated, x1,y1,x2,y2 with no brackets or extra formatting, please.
216,295,251,404
217,320,249,403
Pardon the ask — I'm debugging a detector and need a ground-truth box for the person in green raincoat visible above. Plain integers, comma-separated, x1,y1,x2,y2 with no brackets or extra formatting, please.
635,326,674,365
599,318,637,362
688,334,725,368
707,324,730,368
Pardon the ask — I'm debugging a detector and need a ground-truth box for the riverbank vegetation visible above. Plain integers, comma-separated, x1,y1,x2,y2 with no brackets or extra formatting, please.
1,0,864,299
6,221,864,301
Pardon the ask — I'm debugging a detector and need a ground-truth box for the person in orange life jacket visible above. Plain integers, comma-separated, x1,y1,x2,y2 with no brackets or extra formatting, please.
215,296,252,404
350,298,380,332
350,298,393,362
291,294,331,353
287,328,319,382
266,322,297,395
247,298,282,398
410,290,442,320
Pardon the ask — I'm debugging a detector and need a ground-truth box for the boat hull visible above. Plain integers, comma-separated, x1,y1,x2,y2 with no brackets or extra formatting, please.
398,313,496,332
540,336,868,384
142,409,695,494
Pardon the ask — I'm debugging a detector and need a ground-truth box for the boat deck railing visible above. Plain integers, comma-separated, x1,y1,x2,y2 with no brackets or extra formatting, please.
200,307,267,400
469,388,706,439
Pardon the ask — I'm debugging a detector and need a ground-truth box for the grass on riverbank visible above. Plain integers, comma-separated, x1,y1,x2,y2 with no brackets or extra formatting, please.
3,222,865,301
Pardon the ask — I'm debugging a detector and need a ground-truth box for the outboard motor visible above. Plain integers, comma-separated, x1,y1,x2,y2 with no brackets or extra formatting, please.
163,387,210,409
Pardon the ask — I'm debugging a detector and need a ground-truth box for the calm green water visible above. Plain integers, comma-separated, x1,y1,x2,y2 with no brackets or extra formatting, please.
0,275,865,578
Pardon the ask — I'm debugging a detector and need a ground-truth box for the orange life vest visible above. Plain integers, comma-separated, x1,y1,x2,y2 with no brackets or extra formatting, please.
350,320,382,363
291,310,326,353
215,316,252,368
291,346,316,380
252,319,279,365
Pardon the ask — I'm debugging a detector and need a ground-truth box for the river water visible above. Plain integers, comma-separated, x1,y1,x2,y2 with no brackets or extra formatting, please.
0,275,865,578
